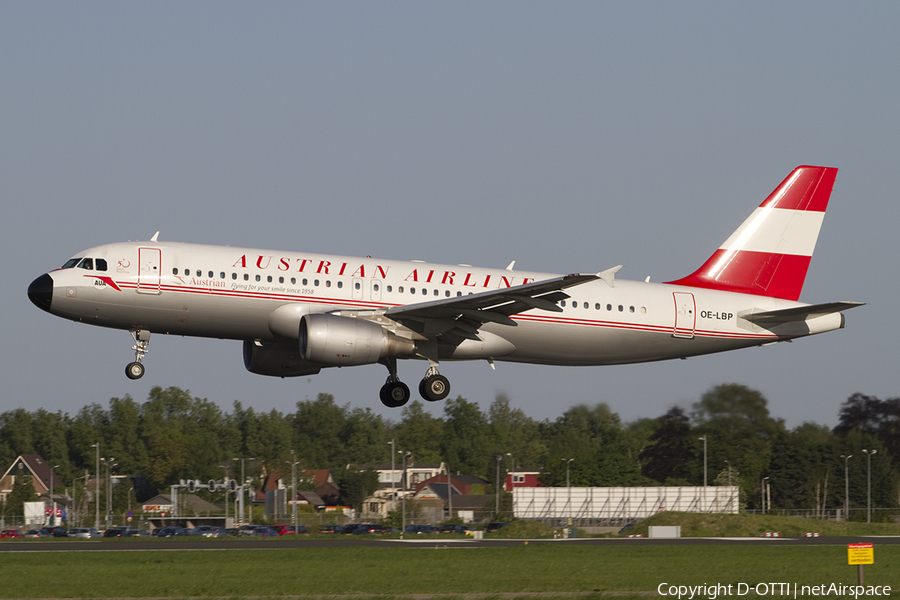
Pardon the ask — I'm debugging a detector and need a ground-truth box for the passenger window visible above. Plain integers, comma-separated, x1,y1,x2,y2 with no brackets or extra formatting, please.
96,259,107,272
325,280,331,287
232,273,237,280
267,276,272,283
618,305,624,312
386,285,392,292
77,258,93,270
314,279,319,286
196,270,201,277
607,304,612,311
399,286,404,293
279,277,284,284
291,278,296,285
302,278,308,286
172,268,179,275
445,291,450,297
374,284,380,292
595,303,600,310
220,272,225,279
410,288,416,294
255,275,261,282
243,274,249,281
337,281,343,288
208,271,214,278
630,306,635,313
561,300,566,307
183,269,189,276
355,282,361,290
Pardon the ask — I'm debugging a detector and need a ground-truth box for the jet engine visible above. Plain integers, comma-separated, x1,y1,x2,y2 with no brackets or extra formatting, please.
243,340,323,377
300,313,415,366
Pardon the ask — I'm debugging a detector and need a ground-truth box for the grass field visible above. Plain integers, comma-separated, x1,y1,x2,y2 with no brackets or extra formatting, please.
0,543,897,599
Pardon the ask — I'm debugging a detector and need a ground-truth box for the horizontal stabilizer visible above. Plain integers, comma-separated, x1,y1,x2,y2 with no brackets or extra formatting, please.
739,301,864,325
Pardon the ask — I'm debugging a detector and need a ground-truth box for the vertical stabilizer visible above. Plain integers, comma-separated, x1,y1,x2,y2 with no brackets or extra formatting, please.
666,165,837,301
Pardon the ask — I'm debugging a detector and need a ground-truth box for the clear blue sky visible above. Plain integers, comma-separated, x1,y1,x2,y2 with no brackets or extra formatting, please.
3,2,897,428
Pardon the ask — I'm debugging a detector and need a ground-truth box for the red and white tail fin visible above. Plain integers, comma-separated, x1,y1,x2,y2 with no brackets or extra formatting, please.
666,165,837,301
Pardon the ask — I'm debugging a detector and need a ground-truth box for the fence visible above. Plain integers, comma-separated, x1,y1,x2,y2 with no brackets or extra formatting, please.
513,486,739,526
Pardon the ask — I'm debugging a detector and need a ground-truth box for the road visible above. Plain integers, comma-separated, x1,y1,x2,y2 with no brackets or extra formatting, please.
1,535,899,552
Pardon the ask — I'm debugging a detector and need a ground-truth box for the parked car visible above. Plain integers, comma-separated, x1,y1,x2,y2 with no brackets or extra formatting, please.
485,522,508,533
236,525,279,537
39,526,68,537
1,529,24,539
189,525,226,537
23,529,47,538
103,526,141,538
151,527,188,537
341,523,362,535
351,523,382,535
271,524,308,535
438,524,473,535
318,525,344,534
404,524,438,534
67,527,102,539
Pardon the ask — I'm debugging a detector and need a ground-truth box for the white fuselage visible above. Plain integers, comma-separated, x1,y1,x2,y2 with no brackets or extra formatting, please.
40,240,843,366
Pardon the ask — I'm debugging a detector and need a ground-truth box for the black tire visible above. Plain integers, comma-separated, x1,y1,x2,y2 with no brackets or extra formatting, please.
125,362,145,380
419,374,450,402
380,381,410,408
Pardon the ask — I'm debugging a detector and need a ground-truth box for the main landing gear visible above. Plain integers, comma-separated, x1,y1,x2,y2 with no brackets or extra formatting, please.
125,330,150,380
378,359,451,408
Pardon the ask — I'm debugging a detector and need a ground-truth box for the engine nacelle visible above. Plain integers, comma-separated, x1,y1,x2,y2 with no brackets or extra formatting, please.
300,313,415,366
243,340,323,377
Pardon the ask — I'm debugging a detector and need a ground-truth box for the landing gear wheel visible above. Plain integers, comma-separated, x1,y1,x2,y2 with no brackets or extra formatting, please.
419,374,450,402
125,361,145,380
380,381,411,408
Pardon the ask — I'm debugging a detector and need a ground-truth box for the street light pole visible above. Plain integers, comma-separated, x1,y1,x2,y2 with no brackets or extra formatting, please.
388,439,395,512
49,465,59,526
862,449,877,523
840,454,852,521
287,451,299,531
232,457,256,524
91,443,99,530
699,436,708,486
562,458,574,518
761,476,769,513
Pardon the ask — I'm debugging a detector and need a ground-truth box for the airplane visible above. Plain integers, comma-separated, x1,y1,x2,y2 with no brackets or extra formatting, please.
28,165,862,408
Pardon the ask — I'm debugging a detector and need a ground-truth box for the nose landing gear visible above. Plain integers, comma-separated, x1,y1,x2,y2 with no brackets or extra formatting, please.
125,330,150,380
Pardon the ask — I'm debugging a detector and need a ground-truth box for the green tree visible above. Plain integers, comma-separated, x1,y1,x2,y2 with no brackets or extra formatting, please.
691,384,784,507
3,472,38,516
640,407,694,484
441,397,492,478
394,401,444,463
541,403,642,486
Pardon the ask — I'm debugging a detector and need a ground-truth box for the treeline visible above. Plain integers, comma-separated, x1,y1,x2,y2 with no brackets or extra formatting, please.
1,384,897,517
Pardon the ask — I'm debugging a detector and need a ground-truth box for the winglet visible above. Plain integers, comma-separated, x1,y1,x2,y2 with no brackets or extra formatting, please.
597,265,623,288
150,231,160,242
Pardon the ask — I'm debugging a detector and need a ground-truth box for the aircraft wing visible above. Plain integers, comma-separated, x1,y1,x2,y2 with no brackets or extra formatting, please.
739,301,865,325
383,273,599,341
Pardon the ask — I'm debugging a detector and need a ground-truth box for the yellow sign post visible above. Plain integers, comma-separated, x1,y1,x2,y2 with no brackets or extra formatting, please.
848,543,874,584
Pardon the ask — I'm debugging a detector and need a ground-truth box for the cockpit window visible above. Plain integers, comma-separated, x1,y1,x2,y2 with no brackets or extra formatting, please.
62,258,81,269
77,258,94,270
96,258,108,272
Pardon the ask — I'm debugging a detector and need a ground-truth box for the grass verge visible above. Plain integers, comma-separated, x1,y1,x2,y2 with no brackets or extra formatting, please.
0,544,897,598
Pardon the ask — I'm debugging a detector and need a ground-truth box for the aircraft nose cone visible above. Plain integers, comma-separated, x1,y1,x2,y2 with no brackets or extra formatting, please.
28,273,53,312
